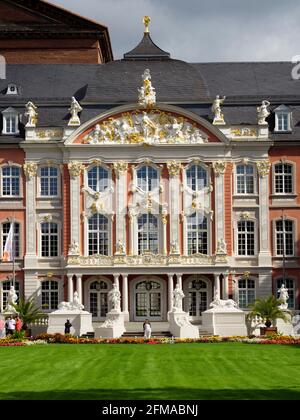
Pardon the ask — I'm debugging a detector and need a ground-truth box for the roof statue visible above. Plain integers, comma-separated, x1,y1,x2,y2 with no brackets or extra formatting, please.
138,69,156,108
212,95,226,125
143,16,151,33
68,97,83,126
25,101,38,127
257,100,270,125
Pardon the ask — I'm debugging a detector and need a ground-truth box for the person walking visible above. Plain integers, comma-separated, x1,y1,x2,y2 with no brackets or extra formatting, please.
143,319,152,339
0,318,5,338
7,316,16,335
15,316,22,332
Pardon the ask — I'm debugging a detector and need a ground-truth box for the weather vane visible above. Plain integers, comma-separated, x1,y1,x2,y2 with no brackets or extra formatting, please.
143,16,151,33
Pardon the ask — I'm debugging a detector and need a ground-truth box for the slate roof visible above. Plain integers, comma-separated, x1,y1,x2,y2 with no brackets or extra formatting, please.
0,60,300,142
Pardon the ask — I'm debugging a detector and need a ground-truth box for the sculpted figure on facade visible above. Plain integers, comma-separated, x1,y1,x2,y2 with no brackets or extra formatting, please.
173,284,185,312
68,97,83,126
116,240,126,255
25,101,38,127
23,162,38,179
278,284,289,310
212,95,226,125
257,100,270,125
5,286,18,312
216,238,227,255
68,241,80,256
210,291,238,309
138,69,156,108
108,284,121,312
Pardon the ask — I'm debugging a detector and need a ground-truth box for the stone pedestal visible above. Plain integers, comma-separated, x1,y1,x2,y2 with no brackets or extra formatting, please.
94,311,125,339
275,311,294,335
169,311,199,339
202,307,247,336
47,310,93,337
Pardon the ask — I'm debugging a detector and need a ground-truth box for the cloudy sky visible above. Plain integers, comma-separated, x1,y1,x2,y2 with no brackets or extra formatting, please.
49,0,300,62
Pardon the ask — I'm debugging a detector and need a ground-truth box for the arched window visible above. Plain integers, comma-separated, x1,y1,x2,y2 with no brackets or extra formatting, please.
1,280,20,312
41,280,58,311
2,222,20,258
274,163,293,194
276,278,295,309
88,214,109,256
40,167,58,196
2,166,20,196
275,219,294,256
237,220,255,256
238,278,255,308
187,213,208,255
41,222,58,257
137,214,158,254
87,166,109,192
137,166,158,192
236,165,255,194
188,279,207,316
186,165,207,191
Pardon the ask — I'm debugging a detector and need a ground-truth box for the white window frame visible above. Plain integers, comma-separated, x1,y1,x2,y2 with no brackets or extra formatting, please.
237,277,256,309
236,218,257,256
0,163,22,197
137,213,159,255
85,163,111,193
273,217,296,257
135,163,160,193
40,278,62,312
234,163,257,195
272,161,295,195
0,220,21,259
6,84,18,95
185,163,208,192
186,213,209,255
274,106,292,132
38,220,61,259
87,213,111,256
1,107,19,135
37,165,61,198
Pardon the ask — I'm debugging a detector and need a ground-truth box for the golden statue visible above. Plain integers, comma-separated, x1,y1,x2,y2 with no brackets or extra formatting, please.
143,16,151,33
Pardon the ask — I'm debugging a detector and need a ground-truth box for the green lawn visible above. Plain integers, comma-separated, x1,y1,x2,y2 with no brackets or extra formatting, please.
0,343,300,400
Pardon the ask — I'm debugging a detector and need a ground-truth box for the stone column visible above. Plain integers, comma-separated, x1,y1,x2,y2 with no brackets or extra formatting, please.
122,274,129,321
167,161,182,254
168,273,174,313
129,212,135,255
162,212,168,255
257,161,272,266
67,274,74,302
76,275,82,304
113,273,120,288
114,162,128,254
222,273,229,299
23,162,38,267
177,273,183,290
213,161,226,253
214,273,220,297
68,162,84,250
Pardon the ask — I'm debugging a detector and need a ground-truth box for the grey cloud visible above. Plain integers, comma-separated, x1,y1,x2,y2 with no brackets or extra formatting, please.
49,0,300,62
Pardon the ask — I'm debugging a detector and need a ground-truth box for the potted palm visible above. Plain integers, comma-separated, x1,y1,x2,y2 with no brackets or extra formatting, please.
246,295,289,336
12,298,44,336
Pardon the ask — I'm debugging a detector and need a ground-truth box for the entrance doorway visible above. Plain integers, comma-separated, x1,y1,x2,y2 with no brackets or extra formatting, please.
134,279,163,321
89,280,109,320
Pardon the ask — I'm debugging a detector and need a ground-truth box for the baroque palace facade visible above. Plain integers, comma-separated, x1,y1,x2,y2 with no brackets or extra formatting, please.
0,2,299,323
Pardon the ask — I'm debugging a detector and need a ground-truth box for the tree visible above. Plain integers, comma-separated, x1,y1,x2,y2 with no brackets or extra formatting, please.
246,295,289,327
12,298,44,330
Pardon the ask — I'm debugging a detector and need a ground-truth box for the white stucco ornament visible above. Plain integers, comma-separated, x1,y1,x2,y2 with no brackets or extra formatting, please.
83,110,208,145
68,97,82,126
138,69,156,108
68,241,80,256
257,100,270,125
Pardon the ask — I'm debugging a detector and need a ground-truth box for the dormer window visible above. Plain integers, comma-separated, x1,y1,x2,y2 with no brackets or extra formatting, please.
274,105,292,132
6,84,18,95
1,107,19,135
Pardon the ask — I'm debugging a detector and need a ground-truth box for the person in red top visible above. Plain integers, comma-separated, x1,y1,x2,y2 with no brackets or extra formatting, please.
15,316,22,332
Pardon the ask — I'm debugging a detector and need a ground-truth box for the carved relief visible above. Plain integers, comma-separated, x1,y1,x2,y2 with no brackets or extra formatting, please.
83,110,208,145
167,161,182,177
113,161,128,177
212,161,226,176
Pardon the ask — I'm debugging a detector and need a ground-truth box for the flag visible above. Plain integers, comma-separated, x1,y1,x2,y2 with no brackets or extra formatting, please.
3,222,14,262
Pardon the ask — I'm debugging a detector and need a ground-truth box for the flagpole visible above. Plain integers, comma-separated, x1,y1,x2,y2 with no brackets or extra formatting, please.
12,212,15,289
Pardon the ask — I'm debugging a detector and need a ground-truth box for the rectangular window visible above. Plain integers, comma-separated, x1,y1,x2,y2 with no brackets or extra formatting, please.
276,220,294,256
41,222,58,257
4,115,17,134
2,222,20,258
274,163,293,194
237,221,255,256
277,114,289,131
40,167,58,196
2,166,20,196
236,165,254,194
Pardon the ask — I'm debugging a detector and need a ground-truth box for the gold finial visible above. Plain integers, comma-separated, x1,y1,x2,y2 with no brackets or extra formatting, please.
143,16,151,33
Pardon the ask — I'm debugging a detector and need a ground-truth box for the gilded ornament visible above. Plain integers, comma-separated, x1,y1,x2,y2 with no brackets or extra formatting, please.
113,161,128,177
167,161,182,177
23,162,37,178
256,160,270,177
68,161,85,177
212,161,226,176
